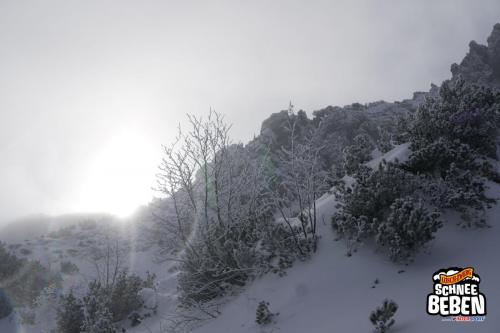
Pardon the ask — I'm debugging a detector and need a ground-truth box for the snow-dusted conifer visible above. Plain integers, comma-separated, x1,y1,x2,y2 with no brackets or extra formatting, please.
405,80,500,225
342,133,374,175
376,197,442,262
377,127,394,153
255,301,277,325
370,299,398,333
81,282,115,333
332,161,416,243
57,290,84,333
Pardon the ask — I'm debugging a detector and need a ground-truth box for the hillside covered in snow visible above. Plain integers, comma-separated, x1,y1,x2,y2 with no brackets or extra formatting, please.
2,23,500,333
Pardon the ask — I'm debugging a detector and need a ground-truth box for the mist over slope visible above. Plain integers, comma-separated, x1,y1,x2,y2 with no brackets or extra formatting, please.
0,213,118,243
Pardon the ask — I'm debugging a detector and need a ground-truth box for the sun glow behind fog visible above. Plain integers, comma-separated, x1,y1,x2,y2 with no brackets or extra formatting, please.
73,131,158,218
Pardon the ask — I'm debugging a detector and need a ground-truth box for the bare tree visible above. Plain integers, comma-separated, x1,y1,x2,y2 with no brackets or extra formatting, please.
185,112,212,228
273,103,331,253
154,110,274,313
88,236,126,290
155,110,270,244
206,111,231,226
156,125,198,246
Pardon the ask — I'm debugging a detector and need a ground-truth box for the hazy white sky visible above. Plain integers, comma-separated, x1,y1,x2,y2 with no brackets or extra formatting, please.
0,0,499,223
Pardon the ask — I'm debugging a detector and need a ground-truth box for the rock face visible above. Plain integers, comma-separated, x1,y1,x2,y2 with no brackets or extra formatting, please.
254,23,500,173
489,23,500,81
451,23,500,87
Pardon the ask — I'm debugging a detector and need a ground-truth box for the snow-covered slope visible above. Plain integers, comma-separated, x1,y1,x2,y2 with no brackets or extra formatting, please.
366,143,410,169
189,151,500,333
0,218,177,333
2,145,499,333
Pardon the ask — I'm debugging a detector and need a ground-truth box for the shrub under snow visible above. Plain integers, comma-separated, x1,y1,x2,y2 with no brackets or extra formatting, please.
255,301,278,326
81,282,115,333
376,197,442,263
57,290,85,333
332,162,418,251
342,133,375,175
56,271,148,332
370,299,398,333
404,80,500,225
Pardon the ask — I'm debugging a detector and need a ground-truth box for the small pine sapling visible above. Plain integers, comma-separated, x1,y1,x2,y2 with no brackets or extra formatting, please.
255,301,278,325
370,299,398,333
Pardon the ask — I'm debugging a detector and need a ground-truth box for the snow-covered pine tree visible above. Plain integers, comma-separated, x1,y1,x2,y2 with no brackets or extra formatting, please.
408,80,500,158
255,301,277,325
332,161,417,247
81,282,115,333
56,290,84,333
404,80,500,225
108,271,144,322
376,197,442,262
369,299,398,333
81,304,115,333
377,126,394,153
342,133,375,175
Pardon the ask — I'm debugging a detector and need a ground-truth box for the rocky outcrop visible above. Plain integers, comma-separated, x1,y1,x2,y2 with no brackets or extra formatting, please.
451,23,500,88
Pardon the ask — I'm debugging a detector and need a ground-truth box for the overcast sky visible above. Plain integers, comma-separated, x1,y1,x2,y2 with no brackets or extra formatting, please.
0,0,499,224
